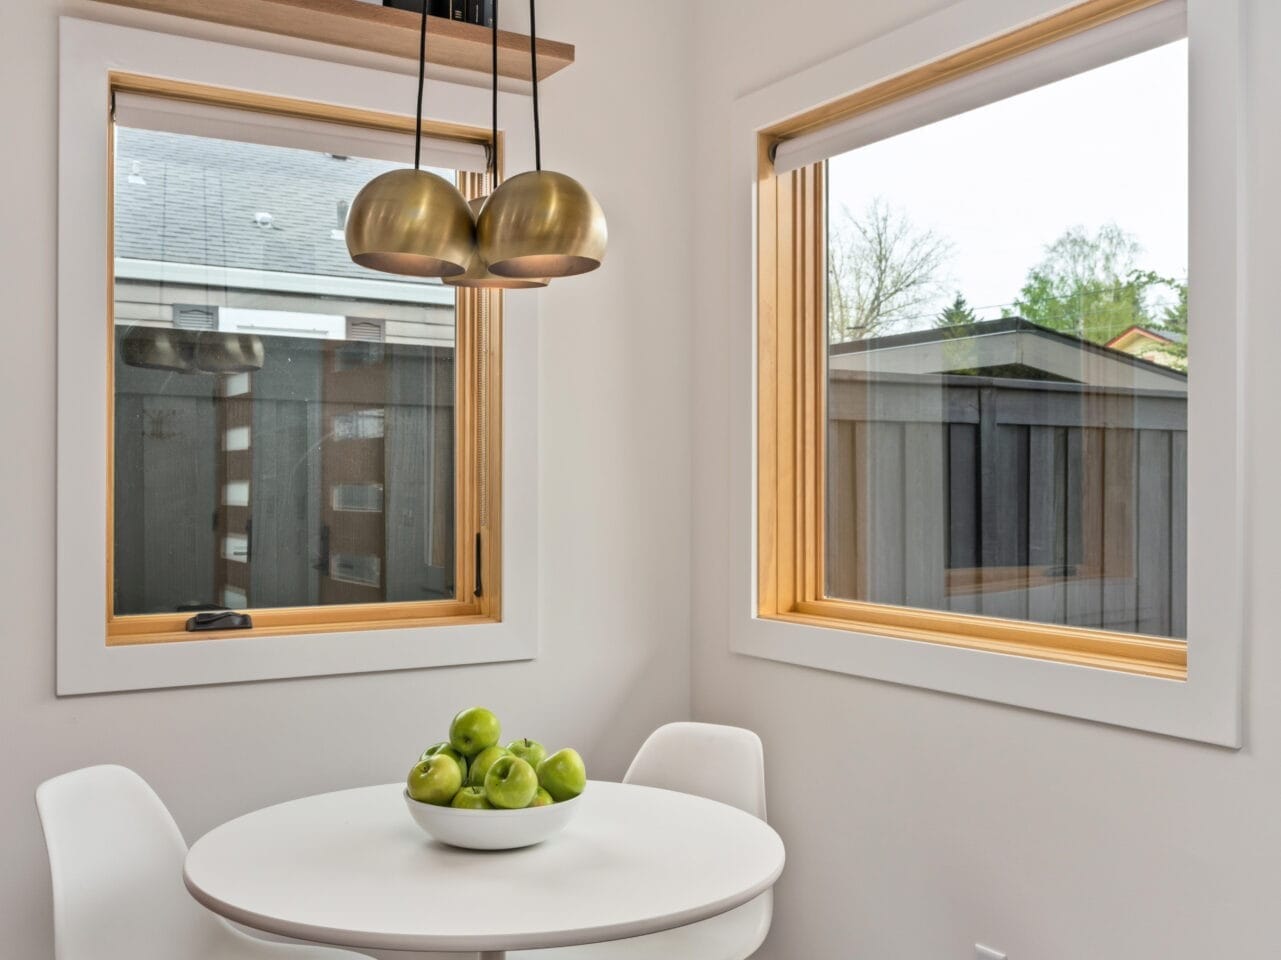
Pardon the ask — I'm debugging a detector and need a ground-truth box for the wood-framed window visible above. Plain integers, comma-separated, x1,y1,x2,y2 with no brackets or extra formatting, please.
756,0,1191,679
105,74,502,645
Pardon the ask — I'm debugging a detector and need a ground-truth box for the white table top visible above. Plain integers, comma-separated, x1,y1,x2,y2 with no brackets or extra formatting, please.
184,780,785,954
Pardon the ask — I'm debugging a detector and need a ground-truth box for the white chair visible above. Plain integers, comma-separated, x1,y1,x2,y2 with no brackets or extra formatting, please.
36,764,369,960
518,722,774,960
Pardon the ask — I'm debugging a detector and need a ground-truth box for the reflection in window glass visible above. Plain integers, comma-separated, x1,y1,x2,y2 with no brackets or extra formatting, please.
825,41,1187,638
112,125,457,615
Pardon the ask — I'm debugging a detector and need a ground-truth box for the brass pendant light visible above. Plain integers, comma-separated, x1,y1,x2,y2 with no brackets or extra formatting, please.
346,1,473,277
446,195,549,288
477,0,607,279
446,0,549,290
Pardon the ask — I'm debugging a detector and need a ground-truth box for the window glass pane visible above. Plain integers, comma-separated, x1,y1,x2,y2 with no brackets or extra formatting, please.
112,122,458,615
825,40,1187,638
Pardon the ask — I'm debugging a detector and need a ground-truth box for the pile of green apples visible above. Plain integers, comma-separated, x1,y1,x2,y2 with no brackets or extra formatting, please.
406,706,587,810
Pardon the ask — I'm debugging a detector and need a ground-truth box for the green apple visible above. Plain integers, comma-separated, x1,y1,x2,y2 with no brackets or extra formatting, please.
450,786,493,809
529,787,554,807
537,748,586,802
506,738,547,769
484,755,539,809
467,745,510,787
406,754,463,806
419,742,468,782
449,706,502,756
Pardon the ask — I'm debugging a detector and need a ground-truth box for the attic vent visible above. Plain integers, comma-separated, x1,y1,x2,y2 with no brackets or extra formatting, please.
347,319,385,343
173,304,218,330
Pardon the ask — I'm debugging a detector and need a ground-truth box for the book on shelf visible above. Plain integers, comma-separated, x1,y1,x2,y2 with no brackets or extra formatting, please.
383,0,491,26
382,1,452,17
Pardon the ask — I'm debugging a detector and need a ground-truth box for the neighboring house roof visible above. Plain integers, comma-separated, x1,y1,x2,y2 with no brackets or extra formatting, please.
1106,325,1183,350
1106,321,1183,364
114,126,447,287
830,317,1187,393
1104,325,1187,373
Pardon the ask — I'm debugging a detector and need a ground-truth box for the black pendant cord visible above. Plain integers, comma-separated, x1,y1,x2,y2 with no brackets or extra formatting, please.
414,0,428,171
529,0,541,171
491,0,499,187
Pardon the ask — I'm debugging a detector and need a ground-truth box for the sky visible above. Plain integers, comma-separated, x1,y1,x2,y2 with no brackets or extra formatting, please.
827,39,1188,331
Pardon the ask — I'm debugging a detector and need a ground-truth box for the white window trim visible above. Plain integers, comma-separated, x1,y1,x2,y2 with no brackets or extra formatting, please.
727,0,1245,746
56,17,540,695
771,0,1186,175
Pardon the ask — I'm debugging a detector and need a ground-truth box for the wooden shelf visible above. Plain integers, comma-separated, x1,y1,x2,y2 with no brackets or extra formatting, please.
92,0,575,81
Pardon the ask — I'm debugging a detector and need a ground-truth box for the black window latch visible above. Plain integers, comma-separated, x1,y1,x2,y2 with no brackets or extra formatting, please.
185,611,253,632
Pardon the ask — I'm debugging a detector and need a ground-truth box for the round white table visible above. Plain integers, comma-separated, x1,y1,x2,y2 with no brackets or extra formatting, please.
184,780,784,960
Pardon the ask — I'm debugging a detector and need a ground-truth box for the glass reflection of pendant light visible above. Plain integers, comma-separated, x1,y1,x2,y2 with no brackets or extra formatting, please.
447,0,548,290
346,0,474,277
121,327,265,374
121,326,196,372
194,332,266,373
477,0,607,279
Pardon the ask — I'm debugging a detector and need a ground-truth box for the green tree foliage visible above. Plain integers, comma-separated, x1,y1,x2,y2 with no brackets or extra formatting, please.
1007,223,1140,341
936,292,978,329
1150,278,1188,369
828,198,952,343
1007,224,1185,350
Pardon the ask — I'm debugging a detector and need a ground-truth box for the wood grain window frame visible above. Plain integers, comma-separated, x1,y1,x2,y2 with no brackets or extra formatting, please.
755,0,1187,681
105,74,503,645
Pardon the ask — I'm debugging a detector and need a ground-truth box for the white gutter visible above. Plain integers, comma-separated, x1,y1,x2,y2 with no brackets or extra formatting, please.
114,257,455,307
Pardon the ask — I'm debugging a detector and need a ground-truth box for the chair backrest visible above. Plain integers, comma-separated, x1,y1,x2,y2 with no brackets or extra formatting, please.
624,722,767,820
35,765,229,960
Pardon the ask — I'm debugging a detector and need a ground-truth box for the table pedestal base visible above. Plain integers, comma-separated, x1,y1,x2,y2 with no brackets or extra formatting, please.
478,953,506,960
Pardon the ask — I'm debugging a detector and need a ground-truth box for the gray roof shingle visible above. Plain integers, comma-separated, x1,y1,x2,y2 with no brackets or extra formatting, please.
115,126,453,285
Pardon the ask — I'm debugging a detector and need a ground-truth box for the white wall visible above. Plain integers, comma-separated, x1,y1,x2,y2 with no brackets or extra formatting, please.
0,2,693,956
691,1,1281,957
11,0,1281,954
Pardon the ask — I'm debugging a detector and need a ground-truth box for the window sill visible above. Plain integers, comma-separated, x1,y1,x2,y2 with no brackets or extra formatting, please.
731,611,1234,746
60,617,535,696
763,607,1187,681
106,611,501,647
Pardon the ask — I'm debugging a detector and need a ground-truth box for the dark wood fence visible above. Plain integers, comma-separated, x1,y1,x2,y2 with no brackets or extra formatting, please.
826,371,1187,638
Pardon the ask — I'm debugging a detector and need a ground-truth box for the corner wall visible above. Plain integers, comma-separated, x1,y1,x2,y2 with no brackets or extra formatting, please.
0,2,694,956
690,0,1281,956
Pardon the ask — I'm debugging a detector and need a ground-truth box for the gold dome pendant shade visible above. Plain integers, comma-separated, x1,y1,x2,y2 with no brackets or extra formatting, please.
477,170,606,279
345,0,473,278
477,0,607,280
346,168,473,278
445,197,549,289
443,2,546,290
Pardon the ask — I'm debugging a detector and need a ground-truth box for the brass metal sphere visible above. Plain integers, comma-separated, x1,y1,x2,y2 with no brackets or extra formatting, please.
445,197,550,290
477,170,607,279
346,168,475,278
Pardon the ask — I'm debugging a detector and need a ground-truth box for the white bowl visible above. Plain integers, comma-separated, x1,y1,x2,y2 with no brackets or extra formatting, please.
403,789,582,850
